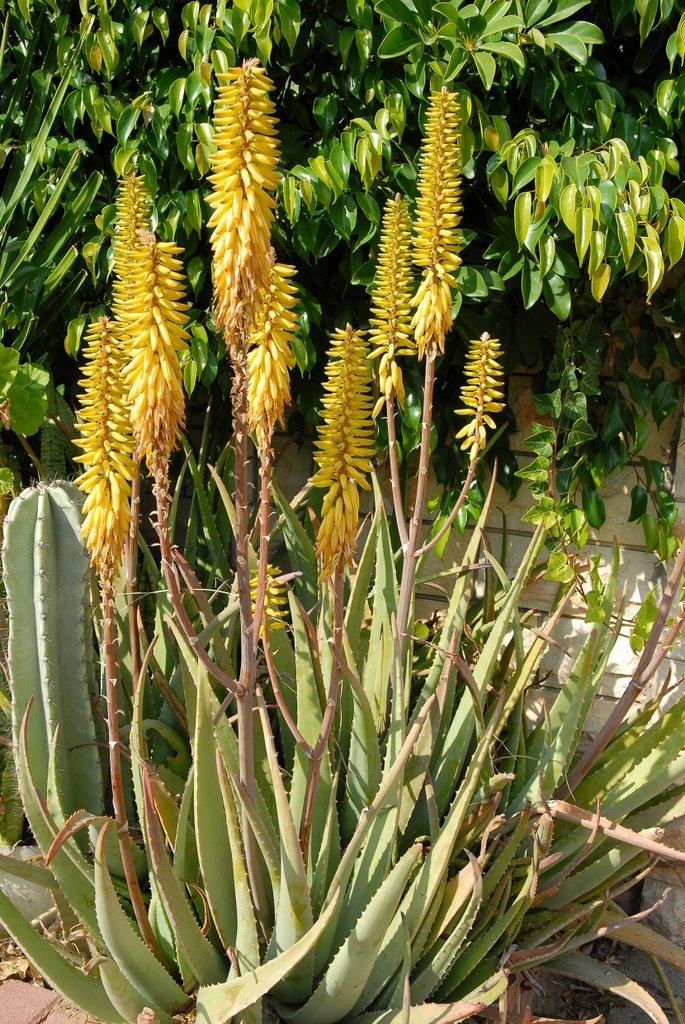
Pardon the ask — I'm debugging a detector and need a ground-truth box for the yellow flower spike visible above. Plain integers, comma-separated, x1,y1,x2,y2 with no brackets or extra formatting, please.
74,316,135,580
250,565,289,638
454,332,505,462
310,325,375,581
112,174,151,331
411,88,463,361
247,252,299,446
123,230,190,468
208,58,281,349
368,195,414,418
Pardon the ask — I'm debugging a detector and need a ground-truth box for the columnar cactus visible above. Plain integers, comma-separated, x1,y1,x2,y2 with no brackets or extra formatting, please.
2,481,103,819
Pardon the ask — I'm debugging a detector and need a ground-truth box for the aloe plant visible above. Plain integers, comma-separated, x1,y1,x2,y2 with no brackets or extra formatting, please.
1,59,685,1024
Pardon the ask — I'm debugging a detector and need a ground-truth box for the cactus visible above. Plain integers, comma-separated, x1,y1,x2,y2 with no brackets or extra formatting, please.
2,481,103,820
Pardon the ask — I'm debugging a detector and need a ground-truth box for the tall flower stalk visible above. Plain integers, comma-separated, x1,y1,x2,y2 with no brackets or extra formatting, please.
247,252,299,646
208,58,282,928
396,88,462,665
417,332,505,556
111,174,150,692
369,195,414,549
73,317,158,955
304,324,374,854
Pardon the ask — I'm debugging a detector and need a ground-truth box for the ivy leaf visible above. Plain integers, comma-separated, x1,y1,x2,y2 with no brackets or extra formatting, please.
533,388,562,418
525,423,556,457
545,550,576,583
522,495,558,528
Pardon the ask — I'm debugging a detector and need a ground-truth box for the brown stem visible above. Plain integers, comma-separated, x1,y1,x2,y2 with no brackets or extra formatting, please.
299,568,344,862
561,540,685,796
394,355,436,667
385,393,409,551
101,575,161,957
125,462,142,690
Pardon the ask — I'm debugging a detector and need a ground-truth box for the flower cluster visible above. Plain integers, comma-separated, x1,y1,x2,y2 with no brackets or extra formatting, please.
208,58,281,348
112,174,150,328
121,232,189,469
455,333,505,461
247,254,298,447
411,88,462,361
368,196,414,418
250,565,289,638
310,326,375,581
74,317,134,579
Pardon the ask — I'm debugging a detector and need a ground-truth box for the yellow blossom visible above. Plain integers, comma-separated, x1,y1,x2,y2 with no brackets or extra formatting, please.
310,325,375,581
112,174,150,331
122,231,189,467
369,195,414,418
208,59,281,349
454,333,505,461
411,88,463,360
250,565,289,638
247,253,299,445
74,317,134,579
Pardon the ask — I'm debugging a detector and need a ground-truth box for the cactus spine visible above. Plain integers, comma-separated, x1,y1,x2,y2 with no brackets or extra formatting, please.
2,482,103,820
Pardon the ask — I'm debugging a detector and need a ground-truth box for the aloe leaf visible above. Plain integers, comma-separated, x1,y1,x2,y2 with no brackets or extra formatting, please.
215,752,260,977
579,697,685,820
141,770,227,985
542,847,647,911
0,851,56,889
194,669,237,948
283,844,422,1024
93,822,189,1015
510,626,612,812
342,651,382,843
273,482,318,610
361,480,398,730
343,998,486,1024
313,697,437,978
352,712,499,1014
439,855,538,999
195,884,346,1024
398,661,449,836
345,498,380,661
288,592,333,867
599,911,685,971
310,771,341,919
411,854,483,1002
431,528,546,812
169,770,199,991
0,882,123,1024
16,711,104,948
266,624,298,773
98,959,174,1024
414,491,498,713
545,951,668,1023
257,692,314,1003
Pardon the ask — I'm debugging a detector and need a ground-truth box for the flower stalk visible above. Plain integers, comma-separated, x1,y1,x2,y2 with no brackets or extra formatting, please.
395,87,463,669
73,317,158,955
369,195,414,549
